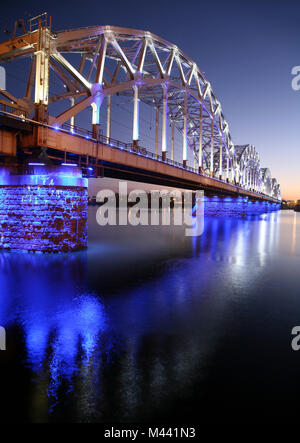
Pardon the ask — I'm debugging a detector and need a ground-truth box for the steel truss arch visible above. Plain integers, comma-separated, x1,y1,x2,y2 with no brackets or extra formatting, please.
0,16,281,198
0,23,236,174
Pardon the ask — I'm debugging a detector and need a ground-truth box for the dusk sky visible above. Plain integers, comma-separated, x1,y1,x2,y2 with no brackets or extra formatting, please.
1,0,300,199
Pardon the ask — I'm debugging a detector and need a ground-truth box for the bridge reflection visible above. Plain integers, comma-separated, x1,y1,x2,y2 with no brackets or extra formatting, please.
0,210,282,421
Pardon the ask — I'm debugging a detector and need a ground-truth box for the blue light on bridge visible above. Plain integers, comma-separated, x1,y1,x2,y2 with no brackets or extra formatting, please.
203,196,280,217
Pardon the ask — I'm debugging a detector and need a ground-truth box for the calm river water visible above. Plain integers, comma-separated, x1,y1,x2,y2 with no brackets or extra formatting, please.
1,208,300,423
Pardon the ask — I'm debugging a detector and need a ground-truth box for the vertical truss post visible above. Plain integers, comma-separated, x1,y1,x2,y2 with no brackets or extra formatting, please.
133,86,140,147
219,138,223,179
231,158,235,183
198,106,202,173
171,120,175,161
155,107,159,156
92,96,103,139
106,95,111,139
70,98,75,129
226,153,229,182
182,91,187,167
210,119,214,177
34,21,50,123
161,85,168,161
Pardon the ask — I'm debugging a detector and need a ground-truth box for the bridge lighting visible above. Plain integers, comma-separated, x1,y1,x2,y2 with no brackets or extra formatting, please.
61,163,78,167
88,167,93,171
0,24,281,204
28,163,45,166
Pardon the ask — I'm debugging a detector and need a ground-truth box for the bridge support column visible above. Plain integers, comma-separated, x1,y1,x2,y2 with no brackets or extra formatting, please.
0,165,87,253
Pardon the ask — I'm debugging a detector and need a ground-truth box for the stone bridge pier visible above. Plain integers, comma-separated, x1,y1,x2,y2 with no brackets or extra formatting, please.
0,164,88,253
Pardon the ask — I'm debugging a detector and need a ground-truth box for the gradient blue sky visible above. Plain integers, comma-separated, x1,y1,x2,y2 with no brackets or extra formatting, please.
1,0,300,198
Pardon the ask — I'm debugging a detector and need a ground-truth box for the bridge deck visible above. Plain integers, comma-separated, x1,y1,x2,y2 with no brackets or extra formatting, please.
0,112,279,203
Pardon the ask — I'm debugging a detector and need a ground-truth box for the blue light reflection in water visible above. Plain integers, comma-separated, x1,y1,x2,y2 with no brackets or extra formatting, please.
1,200,296,423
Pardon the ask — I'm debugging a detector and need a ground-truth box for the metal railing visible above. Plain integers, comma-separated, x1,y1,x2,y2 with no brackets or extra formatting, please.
0,102,28,119
29,12,49,33
0,108,280,203
58,125,282,202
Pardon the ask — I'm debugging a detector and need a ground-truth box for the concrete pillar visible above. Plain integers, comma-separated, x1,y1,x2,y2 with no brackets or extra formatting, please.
0,165,88,253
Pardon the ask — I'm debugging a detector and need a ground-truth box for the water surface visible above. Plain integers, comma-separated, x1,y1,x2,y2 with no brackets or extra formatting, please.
1,208,300,423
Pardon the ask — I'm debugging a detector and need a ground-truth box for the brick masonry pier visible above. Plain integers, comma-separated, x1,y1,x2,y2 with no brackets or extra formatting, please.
0,165,88,253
